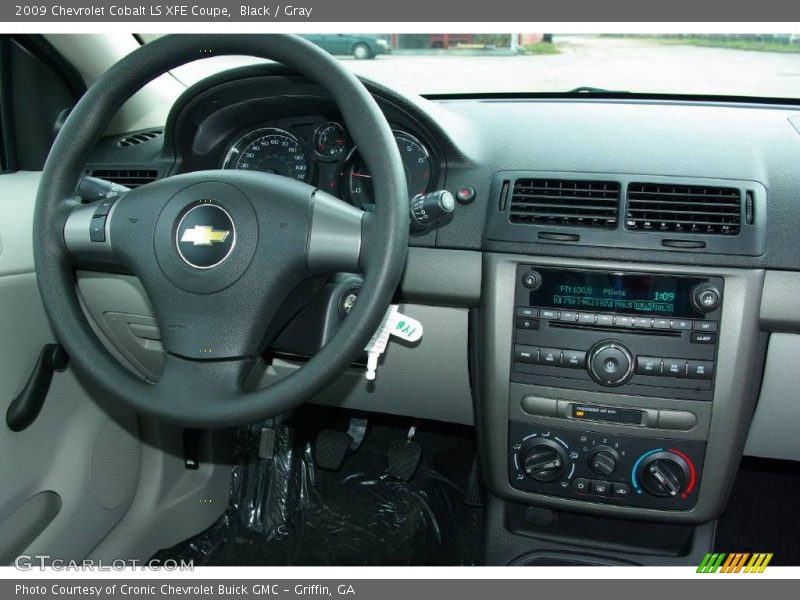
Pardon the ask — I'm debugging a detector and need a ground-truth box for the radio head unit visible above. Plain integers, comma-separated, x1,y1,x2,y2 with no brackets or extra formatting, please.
512,266,723,402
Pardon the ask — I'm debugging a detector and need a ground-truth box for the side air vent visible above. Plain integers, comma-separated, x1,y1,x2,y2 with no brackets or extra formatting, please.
89,169,158,188
509,179,620,228
626,183,741,235
115,130,163,148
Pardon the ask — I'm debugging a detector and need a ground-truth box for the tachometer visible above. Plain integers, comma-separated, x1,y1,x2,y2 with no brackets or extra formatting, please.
223,127,309,182
346,130,432,208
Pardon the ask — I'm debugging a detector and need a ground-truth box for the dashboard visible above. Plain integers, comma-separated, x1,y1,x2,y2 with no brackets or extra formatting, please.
81,64,800,542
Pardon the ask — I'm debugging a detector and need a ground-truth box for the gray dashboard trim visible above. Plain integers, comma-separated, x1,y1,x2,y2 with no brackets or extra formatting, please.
400,247,482,307
478,252,766,524
760,270,800,332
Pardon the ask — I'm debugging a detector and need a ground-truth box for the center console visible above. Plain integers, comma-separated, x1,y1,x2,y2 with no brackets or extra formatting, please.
508,266,721,510
478,254,765,551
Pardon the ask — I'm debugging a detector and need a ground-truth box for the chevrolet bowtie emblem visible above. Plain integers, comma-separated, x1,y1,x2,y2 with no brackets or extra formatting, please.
180,225,231,246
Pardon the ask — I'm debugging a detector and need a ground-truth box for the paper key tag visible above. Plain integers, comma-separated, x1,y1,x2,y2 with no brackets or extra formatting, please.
389,312,423,343
363,305,423,380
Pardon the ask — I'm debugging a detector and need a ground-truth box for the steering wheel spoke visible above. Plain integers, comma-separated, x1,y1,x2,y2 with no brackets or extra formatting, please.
306,189,366,275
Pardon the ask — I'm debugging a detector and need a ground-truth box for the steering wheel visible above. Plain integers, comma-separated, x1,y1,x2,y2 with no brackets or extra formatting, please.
34,34,409,428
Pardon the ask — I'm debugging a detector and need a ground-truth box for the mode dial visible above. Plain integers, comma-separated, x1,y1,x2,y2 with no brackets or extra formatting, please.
521,438,570,482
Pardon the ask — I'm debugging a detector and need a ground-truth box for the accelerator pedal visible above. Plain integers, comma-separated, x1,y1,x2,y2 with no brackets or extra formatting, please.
388,424,422,481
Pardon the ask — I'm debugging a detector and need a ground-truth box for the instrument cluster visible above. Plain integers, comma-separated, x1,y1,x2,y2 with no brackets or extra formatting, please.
220,118,436,209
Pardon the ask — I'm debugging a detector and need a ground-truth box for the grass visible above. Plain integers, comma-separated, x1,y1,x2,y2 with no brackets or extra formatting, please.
520,42,560,55
653,37,800,54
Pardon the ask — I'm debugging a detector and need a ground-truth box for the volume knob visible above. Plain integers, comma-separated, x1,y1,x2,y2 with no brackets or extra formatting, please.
587,341,634,386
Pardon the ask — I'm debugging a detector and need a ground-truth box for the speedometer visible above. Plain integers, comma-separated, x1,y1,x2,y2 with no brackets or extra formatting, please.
346,130,432,209
222,127,309,182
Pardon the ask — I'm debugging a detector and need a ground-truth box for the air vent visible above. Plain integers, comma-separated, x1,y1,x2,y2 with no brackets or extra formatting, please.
509,179,620,228
89,169,158,188
115,130,163,148
626,183,741,235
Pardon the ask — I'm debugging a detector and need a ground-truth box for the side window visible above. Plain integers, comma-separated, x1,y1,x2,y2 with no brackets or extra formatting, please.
0,35,85,173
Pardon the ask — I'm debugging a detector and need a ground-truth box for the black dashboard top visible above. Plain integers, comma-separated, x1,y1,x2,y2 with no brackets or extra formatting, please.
85,64,800,271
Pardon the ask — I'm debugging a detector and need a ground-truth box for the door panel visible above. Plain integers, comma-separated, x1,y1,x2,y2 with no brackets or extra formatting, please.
0,171,141,563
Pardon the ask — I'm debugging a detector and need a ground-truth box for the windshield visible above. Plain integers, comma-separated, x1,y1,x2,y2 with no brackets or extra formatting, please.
139,34,800,99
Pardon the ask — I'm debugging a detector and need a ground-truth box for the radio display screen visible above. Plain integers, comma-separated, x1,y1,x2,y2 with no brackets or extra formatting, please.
528,269,708,318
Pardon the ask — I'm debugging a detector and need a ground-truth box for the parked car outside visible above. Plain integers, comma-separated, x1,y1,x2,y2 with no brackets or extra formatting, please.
301,34,391,59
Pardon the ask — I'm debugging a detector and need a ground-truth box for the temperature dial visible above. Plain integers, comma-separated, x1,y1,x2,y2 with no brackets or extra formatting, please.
636,450,694,497
521,438,570,482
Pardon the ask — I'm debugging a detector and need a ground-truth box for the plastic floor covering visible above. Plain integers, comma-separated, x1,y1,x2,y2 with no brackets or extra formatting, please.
153,410,484,566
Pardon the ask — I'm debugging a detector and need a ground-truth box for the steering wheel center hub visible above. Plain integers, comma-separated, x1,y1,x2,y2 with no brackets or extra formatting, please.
175,201,237,269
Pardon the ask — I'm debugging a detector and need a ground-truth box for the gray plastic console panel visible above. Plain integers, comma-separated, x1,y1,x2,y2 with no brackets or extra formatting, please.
478,252,765,524
744,333,800,461
485,171,766,256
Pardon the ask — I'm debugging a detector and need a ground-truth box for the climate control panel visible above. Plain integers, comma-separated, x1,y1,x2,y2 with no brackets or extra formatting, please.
508,421,705,510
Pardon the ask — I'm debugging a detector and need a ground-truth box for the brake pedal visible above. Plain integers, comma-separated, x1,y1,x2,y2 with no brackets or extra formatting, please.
388,425,422,481
315,430,351,471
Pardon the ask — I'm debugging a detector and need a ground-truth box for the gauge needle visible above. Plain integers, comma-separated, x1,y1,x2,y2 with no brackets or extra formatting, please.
351,172,372,178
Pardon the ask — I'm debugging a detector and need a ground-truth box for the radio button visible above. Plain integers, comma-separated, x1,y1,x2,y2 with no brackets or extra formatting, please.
664,358,687,377
514,345,539,364
693,320,718,332
671,319,692,330
559,311,578,322
578,313,596,325
522,271,540,289
540,309,559,320
516,307,539,318
658,410,698,431
691,332,716,344
653,318,671,329
596,314,614,326
636,356,662,375
687,360,713,380
516,317,539,331
540,348,563,366
521,396,558,417
615,316,634,327
634,317,653,328
563,349,586,369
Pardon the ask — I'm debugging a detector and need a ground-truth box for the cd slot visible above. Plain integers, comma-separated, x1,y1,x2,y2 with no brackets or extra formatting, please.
548,322,681,337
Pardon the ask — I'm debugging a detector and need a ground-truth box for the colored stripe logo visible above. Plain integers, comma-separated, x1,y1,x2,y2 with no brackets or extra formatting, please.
697,553,773,573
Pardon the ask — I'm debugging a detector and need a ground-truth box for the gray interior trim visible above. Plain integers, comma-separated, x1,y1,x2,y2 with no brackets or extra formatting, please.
0,491,61,565
0,171,41,277
760,270,800,333
744,333,800,461
89,418,232,562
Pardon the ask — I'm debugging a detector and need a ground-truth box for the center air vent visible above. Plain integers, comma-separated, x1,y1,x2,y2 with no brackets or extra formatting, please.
626,183,741,235
89,169,158,188
509,179,620,228
115,130,163,148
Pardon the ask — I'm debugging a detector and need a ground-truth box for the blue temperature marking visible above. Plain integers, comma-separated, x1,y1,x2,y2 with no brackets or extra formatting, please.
631,448,663,489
